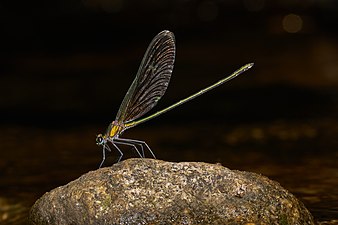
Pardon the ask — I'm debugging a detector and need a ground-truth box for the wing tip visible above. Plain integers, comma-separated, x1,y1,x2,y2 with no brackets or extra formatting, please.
158,30,174,38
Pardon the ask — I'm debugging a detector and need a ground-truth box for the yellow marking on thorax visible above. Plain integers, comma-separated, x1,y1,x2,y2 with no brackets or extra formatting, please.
109,125,121,138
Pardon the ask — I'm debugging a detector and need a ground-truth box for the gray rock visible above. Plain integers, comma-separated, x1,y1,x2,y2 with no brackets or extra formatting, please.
29,158,315,225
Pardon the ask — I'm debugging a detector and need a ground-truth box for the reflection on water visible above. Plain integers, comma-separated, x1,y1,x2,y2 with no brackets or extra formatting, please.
0,117,337,224
0,197,29,225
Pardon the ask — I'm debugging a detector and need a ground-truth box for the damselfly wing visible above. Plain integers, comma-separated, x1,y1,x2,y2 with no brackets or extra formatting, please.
96,30,253,167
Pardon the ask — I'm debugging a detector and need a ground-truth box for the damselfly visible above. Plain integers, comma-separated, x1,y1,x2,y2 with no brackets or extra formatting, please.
96,30,253,167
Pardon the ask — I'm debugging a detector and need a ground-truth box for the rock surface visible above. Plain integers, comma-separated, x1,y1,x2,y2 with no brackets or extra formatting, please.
29,158,315,225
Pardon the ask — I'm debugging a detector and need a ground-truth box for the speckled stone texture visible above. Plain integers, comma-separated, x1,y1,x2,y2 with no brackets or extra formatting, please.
29,158,315,225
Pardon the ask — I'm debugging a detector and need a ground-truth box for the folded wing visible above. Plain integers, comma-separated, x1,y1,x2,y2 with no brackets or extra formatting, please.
115,30,176,123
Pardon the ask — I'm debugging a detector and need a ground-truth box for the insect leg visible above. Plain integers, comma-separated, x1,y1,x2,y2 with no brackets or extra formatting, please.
99,144,110,168
113,139,143,159
111,142,124,162
99,141,124,168
118,139,145,157
99,146,105,168
115,139,145,157
116,138,156,159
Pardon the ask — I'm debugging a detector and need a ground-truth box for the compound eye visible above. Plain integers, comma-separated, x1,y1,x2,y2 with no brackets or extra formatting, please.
96,135,104,145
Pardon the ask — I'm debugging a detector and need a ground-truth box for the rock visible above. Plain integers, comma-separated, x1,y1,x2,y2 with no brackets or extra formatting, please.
29,158,315,225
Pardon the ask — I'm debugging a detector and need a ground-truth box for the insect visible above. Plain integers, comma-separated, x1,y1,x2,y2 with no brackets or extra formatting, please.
96,30,253,167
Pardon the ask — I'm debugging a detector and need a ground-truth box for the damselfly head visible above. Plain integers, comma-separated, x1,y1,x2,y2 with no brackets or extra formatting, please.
96,134,104,146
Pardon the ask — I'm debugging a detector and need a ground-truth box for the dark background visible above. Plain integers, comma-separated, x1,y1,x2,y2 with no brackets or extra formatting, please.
1,0,338,224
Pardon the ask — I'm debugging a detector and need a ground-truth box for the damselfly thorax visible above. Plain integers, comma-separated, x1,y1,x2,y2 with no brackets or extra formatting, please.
96,121,125,144
96,30,253,168
106,121,125,138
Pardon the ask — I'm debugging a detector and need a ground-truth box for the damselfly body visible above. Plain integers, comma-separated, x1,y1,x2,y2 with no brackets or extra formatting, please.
96,30,253,167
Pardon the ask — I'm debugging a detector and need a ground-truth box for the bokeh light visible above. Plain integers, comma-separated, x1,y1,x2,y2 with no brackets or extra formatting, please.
282,13,303,33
